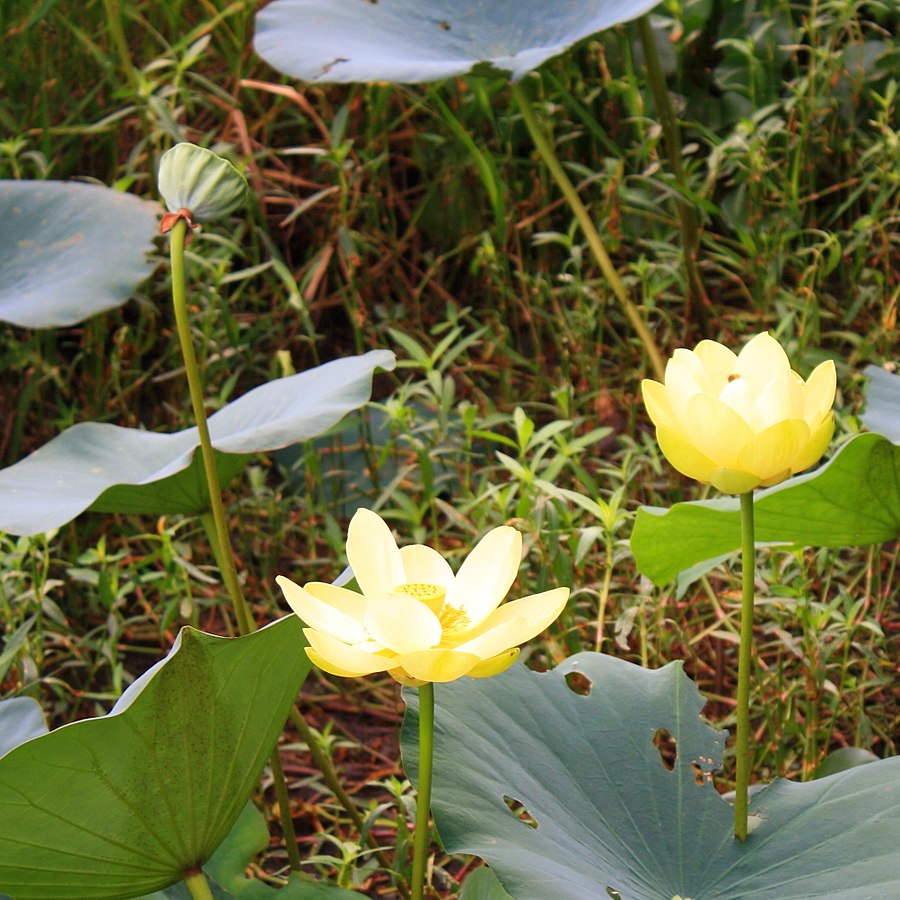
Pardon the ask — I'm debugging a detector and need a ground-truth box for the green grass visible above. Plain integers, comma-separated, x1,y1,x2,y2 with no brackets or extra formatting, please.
1,0,897,894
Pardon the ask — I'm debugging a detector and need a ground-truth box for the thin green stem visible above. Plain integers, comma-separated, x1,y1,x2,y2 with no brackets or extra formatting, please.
184,870,215,900
171,219,305,871
169,218,254,637
510,81,666,381
636,15,710,336
269,743,303,871
101,0,140,94
734,490,756,842
411,683,434,900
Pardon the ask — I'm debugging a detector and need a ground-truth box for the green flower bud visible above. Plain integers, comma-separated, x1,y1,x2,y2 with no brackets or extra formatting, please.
157,143,247,226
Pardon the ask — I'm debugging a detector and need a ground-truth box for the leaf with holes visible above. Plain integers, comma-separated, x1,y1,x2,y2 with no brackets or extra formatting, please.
631,433,900,586
254,0,662,84
0,350,394,535
402,653,900,899
0,180,158,328
0,616,311,899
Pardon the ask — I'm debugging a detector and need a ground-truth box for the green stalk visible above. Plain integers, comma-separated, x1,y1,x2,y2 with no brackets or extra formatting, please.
734,490,756,841
101,0,140,95
510,81,666,382
410,683,435,900
636,15,710,336
169,218,254,638
184,870,215,900
269,742,303,871
170,219,303,869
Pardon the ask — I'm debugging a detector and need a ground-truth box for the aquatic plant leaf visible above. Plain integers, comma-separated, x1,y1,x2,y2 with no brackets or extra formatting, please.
0,350,395,534
255,0,662,84
0,180,158,328
631,433,900,586
0,617,311,899
403,652,900,898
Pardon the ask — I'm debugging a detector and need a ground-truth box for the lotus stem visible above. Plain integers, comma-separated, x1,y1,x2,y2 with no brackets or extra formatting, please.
410,682,435,900
184,870,215,900
510,80,666,381
168,218,254,638
170,219,303,869
734,490,756,841
635,15,710,336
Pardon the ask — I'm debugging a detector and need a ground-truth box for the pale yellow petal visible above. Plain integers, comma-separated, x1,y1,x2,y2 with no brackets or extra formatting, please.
737,418,810,483
664,350,706,420
454,588,569,653
790,412,834,474
399,544,455,589
364,591,442,654
447,526,522,628
707,467,764,494
719,375,754,423
346,508,405,596
641,379,678,430
277,576,367,643
388,668,427,687
683,393,755,465
304,629,394,677
736,332,791,393
752,370,804,430
656,424,718,483
466,648,520,678
393,648,482,683
803,360,836,423
693,340,738,391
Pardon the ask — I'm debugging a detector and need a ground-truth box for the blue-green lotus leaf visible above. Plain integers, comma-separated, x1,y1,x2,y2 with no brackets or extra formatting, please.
861,364,899,442
0,180,158,328
254,0,662,84
631,433,900,586
403,653,900,899
0,617,311,899
0,350,394,535
158,144,248,223
0,697,48,760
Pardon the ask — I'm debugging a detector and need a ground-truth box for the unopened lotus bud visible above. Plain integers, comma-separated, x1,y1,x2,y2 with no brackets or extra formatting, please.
157,143,247,235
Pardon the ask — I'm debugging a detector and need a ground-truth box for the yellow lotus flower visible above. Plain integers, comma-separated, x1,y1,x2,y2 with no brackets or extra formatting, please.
277,509,569,686
641,332,836,494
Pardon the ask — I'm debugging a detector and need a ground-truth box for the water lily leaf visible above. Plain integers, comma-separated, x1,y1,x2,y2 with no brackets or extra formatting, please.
0,180,159,328
158,144,248,224
0,696,48,759
0,349,395,535
403,653,900,899
0,616,311,899
254,0,662,84
631,432,900,586
861,364,900,441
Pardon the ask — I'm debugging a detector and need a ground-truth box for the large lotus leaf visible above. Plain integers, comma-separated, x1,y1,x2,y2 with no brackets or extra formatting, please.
861,364,900,441
402,653,900,899
631,432,900,586
0,349,395,535
254,0,662,84
0,616,311,899
0,180,159,328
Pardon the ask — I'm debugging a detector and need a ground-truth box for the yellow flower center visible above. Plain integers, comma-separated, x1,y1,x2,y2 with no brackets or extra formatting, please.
395,582,445,615
395,582,470,634
727,373,741,382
